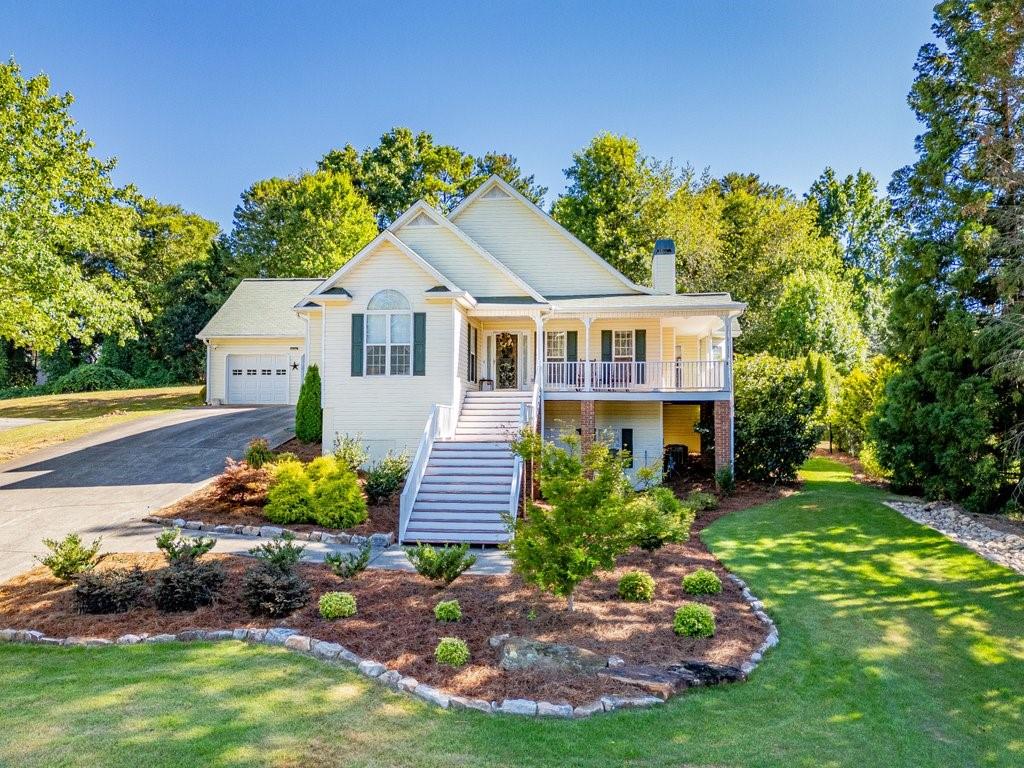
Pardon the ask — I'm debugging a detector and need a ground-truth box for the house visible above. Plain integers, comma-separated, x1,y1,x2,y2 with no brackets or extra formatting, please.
199,175,745,545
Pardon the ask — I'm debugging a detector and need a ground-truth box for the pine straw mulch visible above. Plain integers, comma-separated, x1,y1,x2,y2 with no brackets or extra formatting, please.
0,486,781,705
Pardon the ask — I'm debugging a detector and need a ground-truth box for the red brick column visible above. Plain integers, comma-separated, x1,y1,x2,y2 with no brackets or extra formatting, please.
714,399,732,473
580,400,596,455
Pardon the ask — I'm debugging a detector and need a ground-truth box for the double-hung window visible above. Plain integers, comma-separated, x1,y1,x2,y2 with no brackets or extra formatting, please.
365,289,412,376
613,330,634,362
545,331,567,362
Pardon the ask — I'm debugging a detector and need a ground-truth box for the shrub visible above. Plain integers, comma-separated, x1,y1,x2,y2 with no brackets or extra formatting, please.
244,437,274,469
433,599,462,622
74,567,147,614
319,591,357,619
155,529,215,565
49,364,135,394
36,533,101,581
264,460,314,524
685,491,718,511
673,604,715,637
153,562,225,612
295,364,322,442
628,486,692,552
364,451,410,504
272,451,298,464
682,568,722,595
435,637,470,667
311,462,367,528
334,433,369,473
617,570,656,602
406,543,477,586
249,533,306,571
324,543,371,579
242,564,310,618
507,430,638,611
212,458,269,505
715,466,736,495
733,354,823,483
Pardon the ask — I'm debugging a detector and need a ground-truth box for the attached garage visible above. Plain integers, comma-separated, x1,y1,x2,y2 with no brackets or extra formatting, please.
196,278,325,406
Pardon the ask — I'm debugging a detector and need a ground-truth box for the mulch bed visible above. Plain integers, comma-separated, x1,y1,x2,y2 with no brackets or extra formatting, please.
0,486,777,705
275,438,322,462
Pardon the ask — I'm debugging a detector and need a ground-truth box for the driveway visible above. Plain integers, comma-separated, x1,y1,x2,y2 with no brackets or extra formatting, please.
0,406,293,581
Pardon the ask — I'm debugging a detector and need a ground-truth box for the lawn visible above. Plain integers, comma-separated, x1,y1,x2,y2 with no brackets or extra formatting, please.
0,457,1020,767
0,386,203,464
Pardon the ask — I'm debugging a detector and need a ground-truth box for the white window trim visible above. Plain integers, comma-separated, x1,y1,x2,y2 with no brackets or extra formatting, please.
546,330,567,362
613,329,634,362
365,290,413,377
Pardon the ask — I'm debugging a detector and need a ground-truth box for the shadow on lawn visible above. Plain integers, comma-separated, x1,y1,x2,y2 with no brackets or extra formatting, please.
0,388,201,421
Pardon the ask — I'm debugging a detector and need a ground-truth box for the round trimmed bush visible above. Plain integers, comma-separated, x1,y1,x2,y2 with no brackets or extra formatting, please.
673,604,715,637
49,364,134,394
682,568,722,595
319,591,357,619
617,570,656,602
434,599,462,622
435,637,470,667
264,460,314,524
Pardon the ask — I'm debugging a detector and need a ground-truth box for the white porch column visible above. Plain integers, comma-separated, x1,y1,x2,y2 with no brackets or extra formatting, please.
533,313,544,389
724,314,735,472
583,315,592,391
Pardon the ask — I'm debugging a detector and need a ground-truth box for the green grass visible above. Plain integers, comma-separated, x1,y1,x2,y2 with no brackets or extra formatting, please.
0,457,1021,767
0,386,202,463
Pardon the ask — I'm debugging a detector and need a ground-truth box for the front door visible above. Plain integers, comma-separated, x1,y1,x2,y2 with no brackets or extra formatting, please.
495,332,519,389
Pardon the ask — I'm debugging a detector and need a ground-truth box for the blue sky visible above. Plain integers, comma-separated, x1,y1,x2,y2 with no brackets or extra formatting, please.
3,1,936,230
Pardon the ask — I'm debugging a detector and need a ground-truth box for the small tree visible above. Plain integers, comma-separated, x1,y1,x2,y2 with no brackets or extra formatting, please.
295,364,322,442
507,431,636,611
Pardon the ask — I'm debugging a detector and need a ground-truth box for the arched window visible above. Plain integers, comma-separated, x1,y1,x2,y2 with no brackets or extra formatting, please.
365,290,412,375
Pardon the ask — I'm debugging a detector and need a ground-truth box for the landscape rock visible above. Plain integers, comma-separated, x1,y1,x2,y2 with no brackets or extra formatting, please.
116,634,143,645
398,676,419,692
171,518,186,528
0,629,17,642
38,637,63,645
311,641,342,660
488,633,510,648
206,630,234,641
413,684,450,708
185,520,203,530
668,660,746,685
449,696,492,713
607,655,626,668
600,695,663,711
241,526,260,537
378,670,402,688
537,702,573,718
498,637,606,673
350,534,368,547
307,531,322,542
321,534,338,545
65,636,111,647
14,630,44,643
284,635,312,652
369,532,393,548
263,628,297,645
213,525,234,534
498,698,538,716
176,629,205,642
246,629,267,643
358,660,386,677
573,700,605,718
259,526,284,538
145,633,177,643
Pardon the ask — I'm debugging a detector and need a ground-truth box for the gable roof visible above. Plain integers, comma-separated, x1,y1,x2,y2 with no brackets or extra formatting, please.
197,279,323,339
312,230,461,297
449,175,653,297
390,201,544,302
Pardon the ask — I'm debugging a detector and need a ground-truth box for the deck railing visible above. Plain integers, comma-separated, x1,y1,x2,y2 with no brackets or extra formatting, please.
543,360,726,392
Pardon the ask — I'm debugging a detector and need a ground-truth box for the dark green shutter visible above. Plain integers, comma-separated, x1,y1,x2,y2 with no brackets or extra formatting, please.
566,331,578,361
466,322,472,381
635,329,646,362
413,312,426,376
621,428,634,468
351,314,364,376
601,330,612,362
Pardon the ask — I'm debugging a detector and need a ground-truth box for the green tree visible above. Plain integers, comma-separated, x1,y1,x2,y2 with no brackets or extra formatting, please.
0,59,143,353
508,430,637,611
766,269,868,372
295,364,322,442
551,133,678,284
229,170,376,278
874,0,1024,510
835,357,896,454
319,128,544,227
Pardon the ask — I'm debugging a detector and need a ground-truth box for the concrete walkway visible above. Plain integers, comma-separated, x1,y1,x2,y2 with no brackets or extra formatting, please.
0,406,294,581
111,520,513,575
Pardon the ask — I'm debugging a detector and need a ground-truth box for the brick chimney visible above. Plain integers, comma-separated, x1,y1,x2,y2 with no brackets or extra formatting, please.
652,239,676,294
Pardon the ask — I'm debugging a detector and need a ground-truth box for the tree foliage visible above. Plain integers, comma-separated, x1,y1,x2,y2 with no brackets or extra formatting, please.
0,59,143,353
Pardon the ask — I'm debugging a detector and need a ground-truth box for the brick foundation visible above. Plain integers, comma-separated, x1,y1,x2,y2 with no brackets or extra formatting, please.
714,399,732,472
580,400,596,455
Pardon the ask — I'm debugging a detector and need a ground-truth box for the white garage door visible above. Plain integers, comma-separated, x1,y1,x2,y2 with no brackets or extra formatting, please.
226,354,289,404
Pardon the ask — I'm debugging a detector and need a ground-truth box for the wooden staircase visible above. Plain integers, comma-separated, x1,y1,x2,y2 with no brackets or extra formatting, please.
403,391,530,544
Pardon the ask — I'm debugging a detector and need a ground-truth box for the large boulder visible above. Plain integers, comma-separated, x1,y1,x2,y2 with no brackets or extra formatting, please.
497,636,606,673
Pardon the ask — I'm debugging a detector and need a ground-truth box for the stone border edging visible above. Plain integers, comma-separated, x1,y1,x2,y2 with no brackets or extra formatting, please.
0,570,778,718
884,500,1024,575
142,516,395,549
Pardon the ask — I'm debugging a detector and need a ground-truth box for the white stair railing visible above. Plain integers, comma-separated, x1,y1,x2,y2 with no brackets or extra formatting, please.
507,381,539,533
543,360,726,392
399,403,451,543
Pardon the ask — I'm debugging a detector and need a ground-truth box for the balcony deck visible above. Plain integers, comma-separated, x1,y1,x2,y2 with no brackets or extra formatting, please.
542,361,729,401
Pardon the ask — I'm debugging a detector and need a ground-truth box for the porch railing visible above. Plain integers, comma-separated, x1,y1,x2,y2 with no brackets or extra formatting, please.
398,403,453,543
543,360,726,392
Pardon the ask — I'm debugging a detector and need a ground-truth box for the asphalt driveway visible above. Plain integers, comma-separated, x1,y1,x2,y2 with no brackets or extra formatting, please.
0,406,293,581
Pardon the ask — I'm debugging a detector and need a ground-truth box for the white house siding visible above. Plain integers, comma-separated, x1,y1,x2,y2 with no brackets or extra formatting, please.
451,197,636,296
321,242,455,461
543,318,667,362
394,222,528,298
306,311,323,371
542,399,663,480
207,338,303,404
